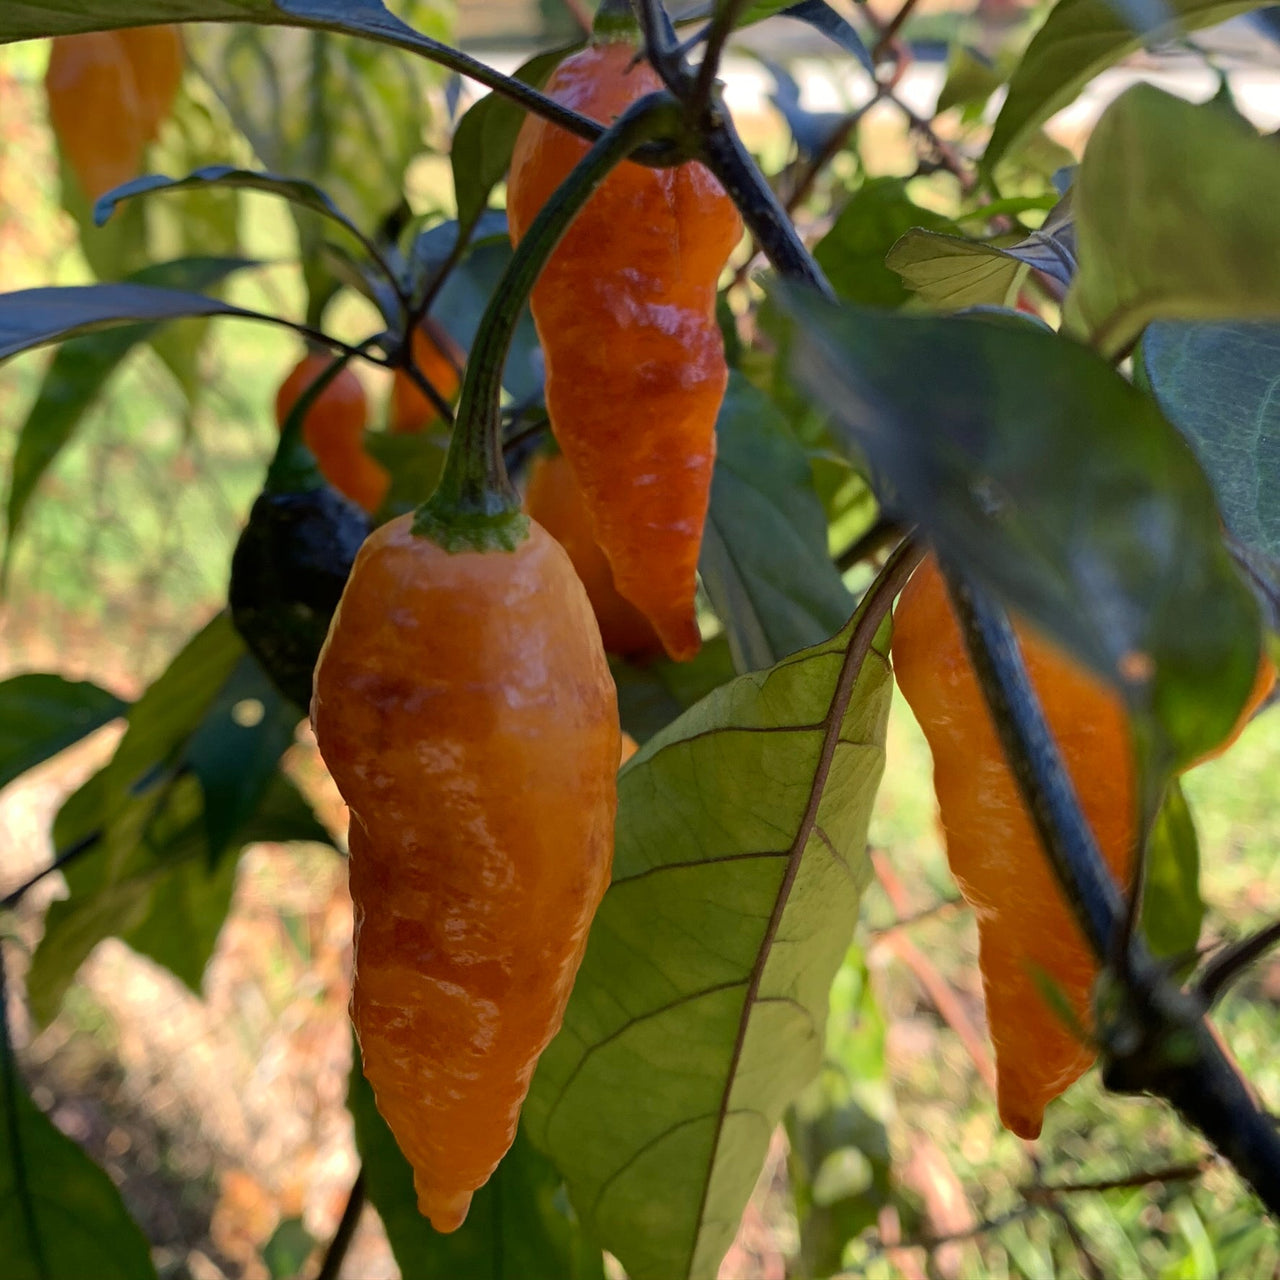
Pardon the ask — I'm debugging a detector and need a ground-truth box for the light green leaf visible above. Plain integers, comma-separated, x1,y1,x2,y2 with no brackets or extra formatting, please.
886,229,1026,310
1068,87,1280,358
1,1014,157,1280
0,674,126,794
1141,779,1203,960
1143,321,1280,565
526,602,893,1280
701,374,854,672
348,1053,604,1280
983,0,1264,171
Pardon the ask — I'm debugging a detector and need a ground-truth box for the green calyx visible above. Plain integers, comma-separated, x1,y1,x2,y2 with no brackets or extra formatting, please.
412,503,530,554
592,0,640,41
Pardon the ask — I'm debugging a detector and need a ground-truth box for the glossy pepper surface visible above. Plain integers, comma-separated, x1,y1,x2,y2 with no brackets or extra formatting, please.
312,515,619,1231
507,39,742,662
525,450,664,660
276,353,389,515
389,320,464,434
892,554,1274,1138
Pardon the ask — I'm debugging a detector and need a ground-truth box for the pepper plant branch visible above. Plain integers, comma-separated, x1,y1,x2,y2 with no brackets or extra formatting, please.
1196,918,1280,1009
418,93,689,527
693,0,751,109
1,829,101,913
315,1169,365,1280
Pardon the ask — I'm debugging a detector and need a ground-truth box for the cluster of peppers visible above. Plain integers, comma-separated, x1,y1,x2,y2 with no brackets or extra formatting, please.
224,20,1274,1232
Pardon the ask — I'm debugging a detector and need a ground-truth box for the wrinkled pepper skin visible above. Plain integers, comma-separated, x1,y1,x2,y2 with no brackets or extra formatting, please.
276,353,389,514
312,515,620,1231
390,321,464,434
525,450,664,661
228,486,371,710
507,40,742,662
45,32,146,201
892,555,1275,1138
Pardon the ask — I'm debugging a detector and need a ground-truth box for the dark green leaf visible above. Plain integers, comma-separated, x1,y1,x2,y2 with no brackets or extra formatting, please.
527,605,893,1280
777,1,875,75
1141,780,1203,960
1068,87,1280,358
814,178,957,309
611,636,737,745
26,615,328,1019
0,283,267,364
771,282,1261,771
431,239,542,404
701,375,854,672
1,1022,157,1280
983,0,1263,170
1143,321,1280,565
364,430,448,516
96,166,364,247
4,259,253,567
185,655,300,863
0,674,126,794
348,1052,604,1280
452,47,568,238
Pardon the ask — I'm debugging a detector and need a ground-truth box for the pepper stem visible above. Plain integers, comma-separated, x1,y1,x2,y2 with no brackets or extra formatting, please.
414,90,688,554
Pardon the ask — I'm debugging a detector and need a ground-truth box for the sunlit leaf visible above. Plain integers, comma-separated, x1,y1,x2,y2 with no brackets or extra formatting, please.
527,603,893,1280
1068,87,1280,358
983,0,1263,170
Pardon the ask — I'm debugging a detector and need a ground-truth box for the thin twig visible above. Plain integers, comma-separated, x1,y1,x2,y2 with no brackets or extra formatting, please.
693,0,751,110
871,0,923,63
835,518,906,573
1,830,102,913
1196,919,1280,1009
314,1170,365,1280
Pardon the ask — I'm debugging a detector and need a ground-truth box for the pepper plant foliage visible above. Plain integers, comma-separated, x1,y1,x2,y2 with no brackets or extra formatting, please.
0,1,1278,1277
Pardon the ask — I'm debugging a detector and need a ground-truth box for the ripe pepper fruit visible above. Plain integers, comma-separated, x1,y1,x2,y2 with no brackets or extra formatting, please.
113,25,184,144
892,554,1275,1138
312,516,619,1231
45,32,147,202
507,37,742,662
275,351,389,515
389,320,464,434
524,449,665,661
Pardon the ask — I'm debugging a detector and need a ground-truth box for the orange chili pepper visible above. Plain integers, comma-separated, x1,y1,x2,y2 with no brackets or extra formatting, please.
507,38,742,662
389,320,464,434
113,25,184,143
275,352,389,515
45,32,147,201
525,450,665,661
312,515,619,1231
892,554,1274,1138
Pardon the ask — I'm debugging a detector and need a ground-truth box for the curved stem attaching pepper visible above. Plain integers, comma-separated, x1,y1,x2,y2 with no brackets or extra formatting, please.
414,91,689,553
